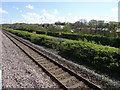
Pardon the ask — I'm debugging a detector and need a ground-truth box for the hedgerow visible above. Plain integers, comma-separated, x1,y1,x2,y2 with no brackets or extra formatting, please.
5,28,120,48
36,30,120,48
36,30,47,34
3,28,120,72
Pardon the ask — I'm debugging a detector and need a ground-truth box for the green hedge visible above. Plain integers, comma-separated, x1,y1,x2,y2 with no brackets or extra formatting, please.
6,28,120,48
3,28,120,72
36,30,47,34
35,30,120,48
59,33,120,48
59,40,120,70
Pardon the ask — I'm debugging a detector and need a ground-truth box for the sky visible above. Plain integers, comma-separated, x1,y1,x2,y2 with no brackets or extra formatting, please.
0,0,119,24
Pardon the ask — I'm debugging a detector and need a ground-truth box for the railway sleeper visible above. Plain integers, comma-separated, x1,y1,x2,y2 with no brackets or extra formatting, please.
63,77,81,87
42,63,55,68
36,58,47,62
68,81,90,89
49,68,62,73
60,76,75,83
47,66,60,71
56,73,72,81
52,69,65,76
55,72,69,77
37,60,51,64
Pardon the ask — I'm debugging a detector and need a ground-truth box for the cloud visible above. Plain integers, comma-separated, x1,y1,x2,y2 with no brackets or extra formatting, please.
22,12,44,23
22,9,58,23
13,6,19,10
78,16,117,22
21,9,79,24
42,9,46,12
19,10,23,13
0,8,8,14
22,11,58,23
0,18,11,24
21,8,117,24
53,9,59,15
68,13,72,16
111,7,118,12
106,16,117,22
21,11,79,24
13,7,23,13
26,4,34,9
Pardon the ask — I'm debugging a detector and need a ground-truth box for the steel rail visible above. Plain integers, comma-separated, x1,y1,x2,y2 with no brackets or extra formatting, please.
3,30,102,90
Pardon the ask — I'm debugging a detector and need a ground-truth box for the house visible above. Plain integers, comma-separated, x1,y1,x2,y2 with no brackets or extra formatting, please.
116,29,120,36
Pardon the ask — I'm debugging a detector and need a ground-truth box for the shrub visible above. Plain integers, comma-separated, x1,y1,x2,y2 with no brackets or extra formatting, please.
3,28,120,72
36,30,47,34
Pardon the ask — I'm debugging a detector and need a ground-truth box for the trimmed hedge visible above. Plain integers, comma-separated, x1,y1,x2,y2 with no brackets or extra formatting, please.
59,40,120,69
3,28,120,72
36,30,47,34
5,28,120,48
35,30,120,48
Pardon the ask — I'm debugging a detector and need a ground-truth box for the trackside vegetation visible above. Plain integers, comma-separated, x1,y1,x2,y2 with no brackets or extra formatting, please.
36,30,120,48
2,28,120,72
9,28,120,48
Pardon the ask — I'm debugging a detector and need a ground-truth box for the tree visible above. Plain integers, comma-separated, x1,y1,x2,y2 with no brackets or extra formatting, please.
55,21,66,25
63,24,71,32
107,22,118,37
97,20,104,30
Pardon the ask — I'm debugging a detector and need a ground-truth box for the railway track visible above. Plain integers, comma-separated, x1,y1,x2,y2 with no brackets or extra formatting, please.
3,31,102,90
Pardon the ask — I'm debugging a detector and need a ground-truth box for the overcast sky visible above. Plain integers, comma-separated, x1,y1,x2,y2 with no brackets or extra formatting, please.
0,0,119,24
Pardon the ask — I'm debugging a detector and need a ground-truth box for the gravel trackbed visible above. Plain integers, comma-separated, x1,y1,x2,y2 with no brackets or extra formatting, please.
1,30,57,88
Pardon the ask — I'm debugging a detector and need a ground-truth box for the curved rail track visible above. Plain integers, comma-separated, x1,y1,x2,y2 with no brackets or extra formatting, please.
3,31,102,90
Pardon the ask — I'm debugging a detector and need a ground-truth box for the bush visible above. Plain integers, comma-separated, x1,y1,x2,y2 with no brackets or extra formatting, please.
36,30,47,34
59,40,120,71
3,28,120,72
36,30,120,48
6,27,120,48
